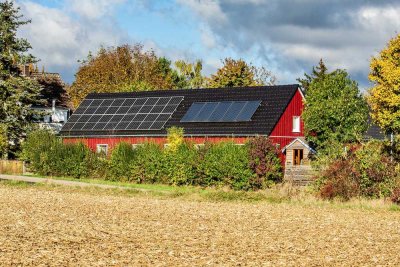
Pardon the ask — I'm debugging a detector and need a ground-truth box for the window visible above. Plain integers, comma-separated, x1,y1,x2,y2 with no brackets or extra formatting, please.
292,116,300,132
132,144,143,149
96,144,108,155
194,144,205,149
293,149,304,165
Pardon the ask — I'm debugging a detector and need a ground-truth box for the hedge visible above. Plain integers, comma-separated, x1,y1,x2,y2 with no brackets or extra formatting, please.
21,129,283,191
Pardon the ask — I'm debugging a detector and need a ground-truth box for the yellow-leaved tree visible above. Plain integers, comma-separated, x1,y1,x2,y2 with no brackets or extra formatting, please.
368,34,400,134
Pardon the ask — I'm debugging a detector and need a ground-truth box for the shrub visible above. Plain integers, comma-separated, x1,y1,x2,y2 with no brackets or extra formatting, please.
21,129,60,175
316,141,399,200
130,143,164,183
390,187,400,205
166,127,184,153
163,142,199,185
198,142,253,190
53,142,93,178
318,158,360,201
247,136,282,189
108,142,136,181
355,141,397,197
22,129,99,178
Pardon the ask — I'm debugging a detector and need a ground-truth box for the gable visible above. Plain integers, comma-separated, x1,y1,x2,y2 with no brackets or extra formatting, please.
270,89,304,138
282,138,316,154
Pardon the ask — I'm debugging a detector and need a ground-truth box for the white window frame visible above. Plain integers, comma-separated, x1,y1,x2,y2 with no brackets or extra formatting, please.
194,144,205,149
292,116,301,133
96,144,108,155
132,144,143,150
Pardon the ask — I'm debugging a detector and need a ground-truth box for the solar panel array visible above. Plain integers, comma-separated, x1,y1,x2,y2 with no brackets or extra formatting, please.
62,96,184,131
180,101,261,122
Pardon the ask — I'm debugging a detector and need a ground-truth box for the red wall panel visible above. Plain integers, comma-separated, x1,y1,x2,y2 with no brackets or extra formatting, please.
63,136,249,152
269,89,304,149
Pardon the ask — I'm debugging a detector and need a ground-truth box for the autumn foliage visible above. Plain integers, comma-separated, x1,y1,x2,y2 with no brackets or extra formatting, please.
68,44,179,107
368,34,400,135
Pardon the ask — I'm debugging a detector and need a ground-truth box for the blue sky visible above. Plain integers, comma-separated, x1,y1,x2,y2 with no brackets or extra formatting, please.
17,0,400,89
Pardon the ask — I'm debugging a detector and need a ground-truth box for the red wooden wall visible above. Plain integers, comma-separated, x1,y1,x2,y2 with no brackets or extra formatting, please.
63,136,249,152
269,89,304,149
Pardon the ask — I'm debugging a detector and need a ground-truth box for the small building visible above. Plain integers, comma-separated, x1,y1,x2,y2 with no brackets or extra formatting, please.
60,84,312,181
32,100,70,133
20,64,71,133
281,138,316,185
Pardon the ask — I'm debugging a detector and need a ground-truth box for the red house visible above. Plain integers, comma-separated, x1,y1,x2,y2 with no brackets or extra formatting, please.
60,84,312,178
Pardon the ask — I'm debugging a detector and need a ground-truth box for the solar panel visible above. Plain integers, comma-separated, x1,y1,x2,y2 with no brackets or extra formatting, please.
64,96,184,132
180,101,261,122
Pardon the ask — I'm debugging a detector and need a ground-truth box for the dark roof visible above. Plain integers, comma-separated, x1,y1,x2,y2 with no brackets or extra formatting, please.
59,84,300,137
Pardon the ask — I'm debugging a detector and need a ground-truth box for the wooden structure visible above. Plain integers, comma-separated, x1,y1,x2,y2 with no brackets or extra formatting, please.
282,138,315,185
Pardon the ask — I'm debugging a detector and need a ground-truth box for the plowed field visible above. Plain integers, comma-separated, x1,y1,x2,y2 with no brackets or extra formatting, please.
1,184,400,266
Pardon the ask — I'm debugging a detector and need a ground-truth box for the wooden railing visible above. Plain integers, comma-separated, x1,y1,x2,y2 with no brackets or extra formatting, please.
0,160,24,175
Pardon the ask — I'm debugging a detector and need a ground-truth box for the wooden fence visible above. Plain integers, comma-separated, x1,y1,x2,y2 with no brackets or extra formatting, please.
0,160,24,175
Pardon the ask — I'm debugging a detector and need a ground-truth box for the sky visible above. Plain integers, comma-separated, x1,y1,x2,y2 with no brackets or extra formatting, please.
16,0,400,89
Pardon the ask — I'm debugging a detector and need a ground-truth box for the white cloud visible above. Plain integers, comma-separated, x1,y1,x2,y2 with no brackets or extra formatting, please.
200,25,217,49
67,0,126,20
17,1,128,82
179,0,400,86
177,0,227,24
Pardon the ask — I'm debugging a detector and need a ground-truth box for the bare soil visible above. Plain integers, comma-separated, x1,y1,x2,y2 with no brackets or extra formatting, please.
1,184,400,266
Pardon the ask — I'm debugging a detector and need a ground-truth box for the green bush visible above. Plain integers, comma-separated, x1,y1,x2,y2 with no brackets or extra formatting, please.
163,142,199,185
21,129,60,175
22,129,98,178
21,129,290,191
198,142,253,190
108,142,136,181
130,143,164,184
53,142,94,178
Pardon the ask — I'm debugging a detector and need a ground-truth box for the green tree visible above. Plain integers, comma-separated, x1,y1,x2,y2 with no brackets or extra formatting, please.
174,59,204,88
68,44,183,108
0,1,42,158
207,58,276,88
302,69,368,150
297,59,328,91
368,34,400,135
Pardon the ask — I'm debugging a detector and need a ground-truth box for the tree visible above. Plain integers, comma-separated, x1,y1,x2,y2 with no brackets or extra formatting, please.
0,1,42,158
207,58,276,88
68,44,181,108
35,73,71,108
174,59,204,88
297,59,328,91
302,69,368,150
368,34,400,135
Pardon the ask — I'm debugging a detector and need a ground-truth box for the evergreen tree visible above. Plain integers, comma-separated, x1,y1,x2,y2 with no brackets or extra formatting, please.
297,59,328,91
0,1,42,158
